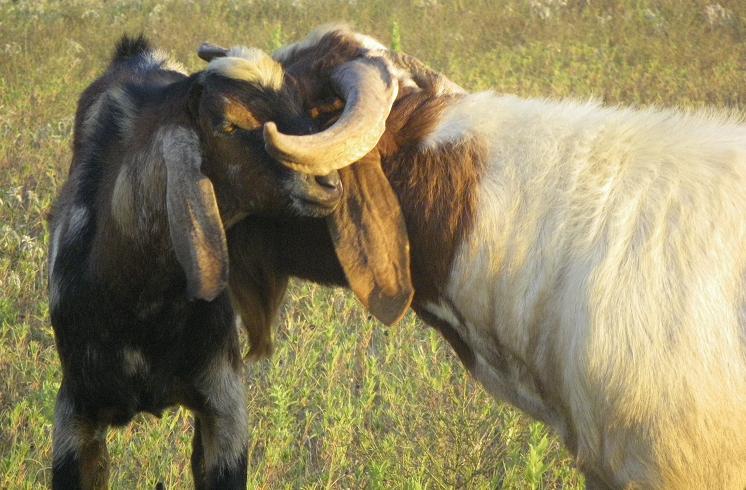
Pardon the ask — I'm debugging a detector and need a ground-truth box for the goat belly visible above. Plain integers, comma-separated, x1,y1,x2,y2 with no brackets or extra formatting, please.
52,289,236,425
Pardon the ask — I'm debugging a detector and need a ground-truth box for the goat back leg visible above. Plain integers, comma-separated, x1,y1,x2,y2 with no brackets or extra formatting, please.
52,384,110,490
189,357,248,489
190,416,207,490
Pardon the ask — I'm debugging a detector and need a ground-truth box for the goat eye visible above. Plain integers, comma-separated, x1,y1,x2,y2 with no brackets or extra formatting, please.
222,122,237,134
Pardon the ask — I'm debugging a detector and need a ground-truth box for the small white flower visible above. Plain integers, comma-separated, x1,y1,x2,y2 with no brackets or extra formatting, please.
3,43,22,55
704,4,733,26
529,0,567,20
149,4,165,19
81,9,99,20
642,7,664,30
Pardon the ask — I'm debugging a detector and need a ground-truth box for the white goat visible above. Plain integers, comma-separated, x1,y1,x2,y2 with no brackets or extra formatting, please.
430,95,746,488
230,26,746,488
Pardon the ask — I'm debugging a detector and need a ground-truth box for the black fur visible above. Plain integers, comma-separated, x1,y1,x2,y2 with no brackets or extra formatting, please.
52,451,82,490
48,34,328,489
113,34,152,63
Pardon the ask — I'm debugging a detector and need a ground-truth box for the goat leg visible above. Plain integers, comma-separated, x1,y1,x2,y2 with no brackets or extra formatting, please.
189,357,248,489
52,384,110,490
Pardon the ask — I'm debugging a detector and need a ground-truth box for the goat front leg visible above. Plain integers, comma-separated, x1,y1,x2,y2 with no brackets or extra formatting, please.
52,384,110,490
190,357,248,489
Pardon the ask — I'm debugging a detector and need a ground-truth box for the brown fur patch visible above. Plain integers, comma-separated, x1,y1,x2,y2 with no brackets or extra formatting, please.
228,41,487,360
279,48,487,305
79,431,109,490
253,81,485,358
278,31,373,112
308,71,486,365
223,97,261,131
327,151,413,325
378,90,487,305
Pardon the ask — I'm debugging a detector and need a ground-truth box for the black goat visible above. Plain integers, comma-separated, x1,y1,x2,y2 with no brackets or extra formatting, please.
46,34,383,489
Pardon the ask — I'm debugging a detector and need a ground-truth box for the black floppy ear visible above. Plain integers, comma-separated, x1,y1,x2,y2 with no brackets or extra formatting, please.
163,126,228,301
327,150,413,325
197,42,229,62
227,219,288,359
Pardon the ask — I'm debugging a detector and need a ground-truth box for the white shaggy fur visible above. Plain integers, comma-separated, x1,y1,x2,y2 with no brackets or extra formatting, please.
195,353,248,472
276,25,746,486
429,92,746,487
128,48,187,75
52,395,82,463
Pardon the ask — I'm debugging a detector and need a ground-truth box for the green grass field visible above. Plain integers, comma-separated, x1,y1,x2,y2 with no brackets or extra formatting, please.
1,0,744,487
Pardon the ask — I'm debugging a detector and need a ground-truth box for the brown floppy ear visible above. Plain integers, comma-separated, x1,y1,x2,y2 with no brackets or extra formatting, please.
327,150,413,325
227,219,288,359
163,126,228,301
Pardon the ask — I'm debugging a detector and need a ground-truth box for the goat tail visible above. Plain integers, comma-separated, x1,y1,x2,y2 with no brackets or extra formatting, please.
112,34,152,63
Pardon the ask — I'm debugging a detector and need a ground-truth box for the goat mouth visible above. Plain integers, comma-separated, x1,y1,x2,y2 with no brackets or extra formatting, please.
290,195,340,217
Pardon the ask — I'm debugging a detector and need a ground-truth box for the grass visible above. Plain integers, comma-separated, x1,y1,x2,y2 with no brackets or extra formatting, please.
1,0,744,487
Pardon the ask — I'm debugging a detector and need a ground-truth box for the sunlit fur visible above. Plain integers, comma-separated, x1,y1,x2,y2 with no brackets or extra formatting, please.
208,47,284,91
269,26,746,489
429,93,746,488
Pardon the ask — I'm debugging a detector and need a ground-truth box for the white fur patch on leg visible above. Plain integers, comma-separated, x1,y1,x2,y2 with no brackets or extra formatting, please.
196,355,248,473
53,395,82,465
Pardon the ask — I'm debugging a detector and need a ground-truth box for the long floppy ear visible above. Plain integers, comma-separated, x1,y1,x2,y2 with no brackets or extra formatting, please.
163,126,228,301
227,219,288,359
327,150,413,325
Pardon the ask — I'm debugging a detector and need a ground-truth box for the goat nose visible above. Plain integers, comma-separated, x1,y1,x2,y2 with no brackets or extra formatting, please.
315,173,341,190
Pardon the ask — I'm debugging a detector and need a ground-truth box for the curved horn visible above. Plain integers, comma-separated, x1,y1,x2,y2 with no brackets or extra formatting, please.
264,56,398,175
390,51,466,95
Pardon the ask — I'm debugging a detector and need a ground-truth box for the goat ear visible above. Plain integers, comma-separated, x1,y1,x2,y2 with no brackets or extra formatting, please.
227,219,288,359
163,126,228,301
197,42,229,62
327,151,413,325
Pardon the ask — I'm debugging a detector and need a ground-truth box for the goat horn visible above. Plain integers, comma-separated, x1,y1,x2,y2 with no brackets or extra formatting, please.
197,43,229,62
264,56,398,175
390,51,466,95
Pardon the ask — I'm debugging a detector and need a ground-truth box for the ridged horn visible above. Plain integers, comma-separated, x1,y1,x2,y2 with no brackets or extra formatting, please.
264,56,398,175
